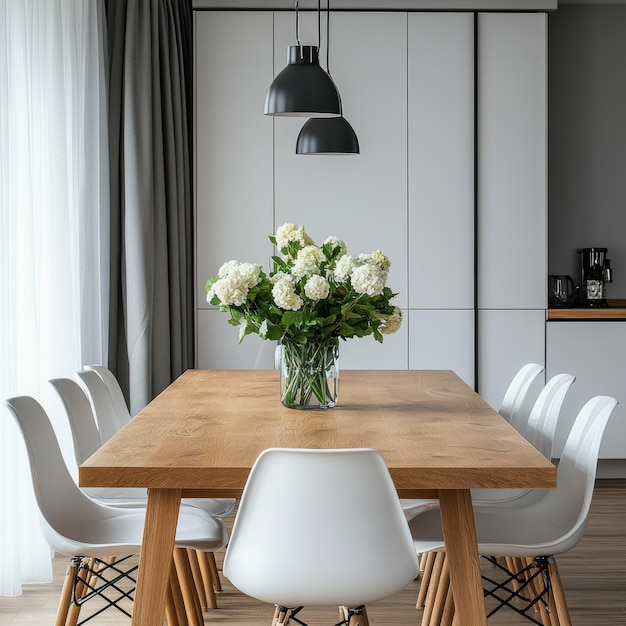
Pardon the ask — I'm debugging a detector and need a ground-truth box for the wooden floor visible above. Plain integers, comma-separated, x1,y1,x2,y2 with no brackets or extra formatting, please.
1,480,625,625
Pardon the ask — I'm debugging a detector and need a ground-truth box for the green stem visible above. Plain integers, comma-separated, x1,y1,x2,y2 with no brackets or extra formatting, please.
280,338,338,409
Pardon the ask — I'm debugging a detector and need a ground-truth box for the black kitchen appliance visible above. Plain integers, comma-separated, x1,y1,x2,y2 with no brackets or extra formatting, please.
577,247,613,307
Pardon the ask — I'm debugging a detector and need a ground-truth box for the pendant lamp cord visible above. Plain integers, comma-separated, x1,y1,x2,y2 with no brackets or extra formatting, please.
295,0,301,47
326,0,331,74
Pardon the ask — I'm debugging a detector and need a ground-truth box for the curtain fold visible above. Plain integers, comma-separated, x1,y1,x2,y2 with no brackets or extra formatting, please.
0,0,109,595
105,0,194,416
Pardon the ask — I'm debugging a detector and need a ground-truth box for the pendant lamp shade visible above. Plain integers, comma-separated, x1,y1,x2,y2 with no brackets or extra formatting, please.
296,116,360,155
264,45,342,117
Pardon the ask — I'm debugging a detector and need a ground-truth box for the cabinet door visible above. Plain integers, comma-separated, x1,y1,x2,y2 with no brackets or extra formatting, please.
273,11,408,310
477,309,546,410
409,310,475,388
408,13,474,310
477,13,547,309
194,13,274,307
547,321,626,459
197,310,276,369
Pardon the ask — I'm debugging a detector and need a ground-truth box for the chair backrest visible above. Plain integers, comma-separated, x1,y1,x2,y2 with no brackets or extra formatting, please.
84,365,131,422
4,396,118,549
499,363,544,429
49,378,102,465
223,447,419,608
75,369,129,443
543,395,618,554
521,373,575,459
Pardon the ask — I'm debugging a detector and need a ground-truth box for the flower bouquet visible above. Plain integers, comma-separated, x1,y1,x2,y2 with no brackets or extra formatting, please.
205,223,402,409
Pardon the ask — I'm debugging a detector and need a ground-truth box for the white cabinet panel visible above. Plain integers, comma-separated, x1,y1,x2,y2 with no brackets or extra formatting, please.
477,309,545,410
408,13,474,309
194,12,274,304
547,321,626,459
197,309,276,369
408,310,475,388
340,314,409,370
477,13,547,309
273,12,409,309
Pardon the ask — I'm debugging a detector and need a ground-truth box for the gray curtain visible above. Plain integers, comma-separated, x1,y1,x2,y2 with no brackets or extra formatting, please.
104,0,193,415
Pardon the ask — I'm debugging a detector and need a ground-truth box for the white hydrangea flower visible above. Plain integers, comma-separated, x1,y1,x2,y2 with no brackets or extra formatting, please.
304,275,330,301
272,278,303,311
323,236,347,257
351,263,387,296
269,271,290,284
297,245,324,264
275,223,309,249
380,306,402,335
370,250,391,272
291,257,320,280
212,276,248,306
234,262,261,288
334,255,356,282
217,259,240,278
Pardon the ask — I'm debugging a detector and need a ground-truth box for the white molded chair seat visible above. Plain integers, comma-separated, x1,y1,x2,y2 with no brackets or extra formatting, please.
409,395,618,625
4,395,229,625
224,448,419,613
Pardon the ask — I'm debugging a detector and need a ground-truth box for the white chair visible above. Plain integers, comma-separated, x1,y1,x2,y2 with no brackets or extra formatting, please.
84,364,132,421
4,395,229,626
499,362,545,431
409,395,618,626
223,448,419,626
50,376,235,609
59,375,235,517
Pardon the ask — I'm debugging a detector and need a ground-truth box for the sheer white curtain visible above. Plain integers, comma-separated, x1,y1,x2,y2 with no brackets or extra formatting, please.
0,0,109,595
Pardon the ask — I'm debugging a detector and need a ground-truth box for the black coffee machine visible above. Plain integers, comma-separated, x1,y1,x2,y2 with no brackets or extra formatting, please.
577,247,613,307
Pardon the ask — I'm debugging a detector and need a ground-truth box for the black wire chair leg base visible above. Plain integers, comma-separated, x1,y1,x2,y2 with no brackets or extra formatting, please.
481,555,560,626
70,555,138,625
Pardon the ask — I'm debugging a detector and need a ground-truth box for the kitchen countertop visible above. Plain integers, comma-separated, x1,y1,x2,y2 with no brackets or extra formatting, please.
548,299,626,320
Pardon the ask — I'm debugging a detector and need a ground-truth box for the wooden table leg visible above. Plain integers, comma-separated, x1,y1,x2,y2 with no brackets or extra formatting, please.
438,489,487,626
132,488,182,626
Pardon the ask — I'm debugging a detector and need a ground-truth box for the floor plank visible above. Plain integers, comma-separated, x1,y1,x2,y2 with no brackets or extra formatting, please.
1,480,625,625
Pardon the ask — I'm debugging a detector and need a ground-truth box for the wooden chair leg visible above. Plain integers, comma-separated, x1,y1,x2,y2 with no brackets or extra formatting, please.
441,583,455,626
186,548,208,610
55,558,80,626
207,551,222,591
197,551,218,607
430,552,450,626
65,558,92,626
347,606,369,626
548,557,572,626
417,551,436,608
523,557,556,626
168,558,188,626
422,551,445,626
173,548,204,626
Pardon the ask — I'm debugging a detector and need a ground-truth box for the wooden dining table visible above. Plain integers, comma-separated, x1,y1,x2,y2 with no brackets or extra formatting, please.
79,369,556,626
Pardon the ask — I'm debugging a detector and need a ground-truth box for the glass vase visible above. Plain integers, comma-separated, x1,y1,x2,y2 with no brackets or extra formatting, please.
279,338,339,409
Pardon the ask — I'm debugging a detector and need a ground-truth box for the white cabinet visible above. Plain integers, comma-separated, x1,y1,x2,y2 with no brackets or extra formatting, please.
477,13,547,310
408,13,475,310
476,13,547,405
547,321,626,459
477,310,546,410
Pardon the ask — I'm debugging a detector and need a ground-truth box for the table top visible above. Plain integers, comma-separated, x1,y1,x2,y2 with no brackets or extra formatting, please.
79,369,556,498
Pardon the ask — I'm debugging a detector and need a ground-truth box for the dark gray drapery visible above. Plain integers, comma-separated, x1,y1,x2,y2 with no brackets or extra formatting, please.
104,0,194,415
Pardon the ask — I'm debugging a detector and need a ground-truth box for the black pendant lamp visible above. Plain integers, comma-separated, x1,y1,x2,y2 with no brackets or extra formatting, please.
264,1,341,118
296,0,359,155
296,116,359,154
